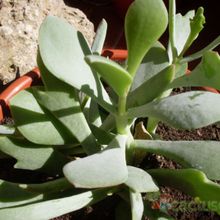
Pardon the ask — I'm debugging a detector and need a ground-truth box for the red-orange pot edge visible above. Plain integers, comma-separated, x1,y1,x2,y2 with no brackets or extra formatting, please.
0,67,40,121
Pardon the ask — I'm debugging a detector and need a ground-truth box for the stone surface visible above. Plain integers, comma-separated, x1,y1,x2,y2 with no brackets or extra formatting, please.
0,0,95,84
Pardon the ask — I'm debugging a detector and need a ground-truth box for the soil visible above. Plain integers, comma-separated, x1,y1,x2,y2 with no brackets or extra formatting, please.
0,0,95,85
154,123,220,220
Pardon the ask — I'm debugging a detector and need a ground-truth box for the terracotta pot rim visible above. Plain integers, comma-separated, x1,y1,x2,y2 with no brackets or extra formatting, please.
0,49,219,121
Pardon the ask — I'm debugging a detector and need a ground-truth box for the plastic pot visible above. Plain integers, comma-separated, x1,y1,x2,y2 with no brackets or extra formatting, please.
0,49,218,121
0,68,41,121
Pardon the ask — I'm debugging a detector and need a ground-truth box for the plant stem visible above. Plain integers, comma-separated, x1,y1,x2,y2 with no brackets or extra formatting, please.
169,0,177,62
116,94,129,135
180,36,220,64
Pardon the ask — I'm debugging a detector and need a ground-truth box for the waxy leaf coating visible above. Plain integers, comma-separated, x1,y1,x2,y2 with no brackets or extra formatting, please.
125,0,168,76
85,55,132,96
128,91,220,129
133,140,220,180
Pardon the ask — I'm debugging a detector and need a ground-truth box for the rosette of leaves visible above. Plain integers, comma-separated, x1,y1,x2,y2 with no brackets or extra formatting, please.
1,0,220,219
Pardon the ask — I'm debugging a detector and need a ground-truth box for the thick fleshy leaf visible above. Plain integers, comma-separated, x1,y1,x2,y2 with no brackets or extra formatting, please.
180,36,220,63
175,11,195,55
63,135,128,188
0,178,71,208
125,166,159,193
39,16,113,112
170,51,220,90
0,136,67,174
130,42,169,92
0,125,15,135
0,179,43,208
37,53,68,92
34,90,100,154
133,140,220,180
130,191,144,220
128,91,220,129
128,65,175,107
0,188,113,220
184,7,205,53
125,0,168,76
38,54,99,154
89,124,115,145
10,89,72,145
92,19,107,54
85,55,132,96
88,99,102,127
100,114,116,132
149,169,220,214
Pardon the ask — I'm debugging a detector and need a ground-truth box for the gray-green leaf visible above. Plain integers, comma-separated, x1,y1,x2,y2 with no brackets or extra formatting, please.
170,51,220,90
0,178,71,208
175,11,195,55
125,166,159,193
130,191,144,220
85,55,132,96
34,89,100,154
92,19,107,54
63,135,128,188
0,136,67,174
133,140,220,180
39,16,113,112
130,42,169,92
125,0,168,76
10,89,72,145
128,65,175,107
128,91,220,130
0,188,113,220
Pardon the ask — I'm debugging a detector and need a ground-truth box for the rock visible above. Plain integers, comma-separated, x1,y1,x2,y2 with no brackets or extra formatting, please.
0,0,95,84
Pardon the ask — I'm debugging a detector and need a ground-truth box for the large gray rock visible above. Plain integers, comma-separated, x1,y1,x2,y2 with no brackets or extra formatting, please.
0,0,95,84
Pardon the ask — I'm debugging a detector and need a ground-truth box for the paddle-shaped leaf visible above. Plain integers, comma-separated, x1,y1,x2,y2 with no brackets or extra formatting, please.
85,55,132,96
170,51,220,90
10,89,73,145
34,90,100,154
128,65,175,107
0,179,43,208
92,19,107,54
88,99,102,127
38,54,99,154
130,191,144,220
0,125,15,135
125,0,168,76
63,135,128,188
149,169,220,214
0,178,71,208
37,52,68,92
0,188,113,220
125,166,159,193
183,7,205,54
39,16,113,112
0,136,67,174
175,11,195,55
89,124,115,145
130,42,169,92
133,140,220,180
128,91,220,129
